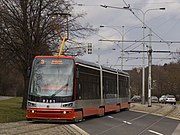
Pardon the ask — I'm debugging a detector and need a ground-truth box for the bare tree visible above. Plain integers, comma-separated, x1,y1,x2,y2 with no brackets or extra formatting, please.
130,62,180,101
0,0,95,109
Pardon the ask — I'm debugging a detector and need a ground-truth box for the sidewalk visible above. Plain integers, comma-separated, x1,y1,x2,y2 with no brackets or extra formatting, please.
130,103,180,120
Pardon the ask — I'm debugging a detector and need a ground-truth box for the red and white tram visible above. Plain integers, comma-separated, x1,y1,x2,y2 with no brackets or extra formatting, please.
26,55,130,122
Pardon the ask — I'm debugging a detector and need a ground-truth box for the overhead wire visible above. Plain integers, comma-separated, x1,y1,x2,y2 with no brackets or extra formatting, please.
118,0,176,67
120,4,172,49
123,35,149,51
121,1,177,66
155,53,173,64
162,19,180,38
122,0,129,7
73,1,177,67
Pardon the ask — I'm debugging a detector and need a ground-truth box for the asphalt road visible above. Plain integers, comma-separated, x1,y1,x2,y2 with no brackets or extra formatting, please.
76,111,180,135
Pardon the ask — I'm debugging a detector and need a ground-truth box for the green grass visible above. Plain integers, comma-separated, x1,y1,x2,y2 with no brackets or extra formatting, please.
177,101,180,104
0,97,26,123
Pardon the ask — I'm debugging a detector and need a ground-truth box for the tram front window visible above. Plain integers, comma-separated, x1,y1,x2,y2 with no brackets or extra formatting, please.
28,58,74,102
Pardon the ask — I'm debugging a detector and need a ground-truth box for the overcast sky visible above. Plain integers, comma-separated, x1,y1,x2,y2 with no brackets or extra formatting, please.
71,0,180,70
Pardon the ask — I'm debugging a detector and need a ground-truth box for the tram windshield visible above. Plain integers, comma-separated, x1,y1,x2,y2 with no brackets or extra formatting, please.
28,58,74,102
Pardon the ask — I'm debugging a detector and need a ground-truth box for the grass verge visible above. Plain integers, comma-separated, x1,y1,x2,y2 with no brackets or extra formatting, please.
0,97,26,123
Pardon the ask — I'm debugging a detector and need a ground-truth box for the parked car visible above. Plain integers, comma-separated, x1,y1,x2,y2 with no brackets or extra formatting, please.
164,95,176,105
151,96,158,103
130,95,142,102
159,95,166,103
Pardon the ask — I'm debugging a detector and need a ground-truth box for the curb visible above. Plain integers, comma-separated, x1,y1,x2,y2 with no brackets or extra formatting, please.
130,103,180,120
68,124,89,135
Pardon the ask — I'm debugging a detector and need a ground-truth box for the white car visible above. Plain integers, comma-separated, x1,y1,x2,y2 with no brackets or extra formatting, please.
164,95,176,105
159,95,166,103
151,96,158,103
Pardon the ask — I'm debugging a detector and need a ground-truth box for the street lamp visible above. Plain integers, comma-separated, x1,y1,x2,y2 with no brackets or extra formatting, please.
100,25,124,70
127,7,165,105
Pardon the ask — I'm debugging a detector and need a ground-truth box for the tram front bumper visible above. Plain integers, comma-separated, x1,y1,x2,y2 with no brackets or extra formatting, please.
26,108,75,121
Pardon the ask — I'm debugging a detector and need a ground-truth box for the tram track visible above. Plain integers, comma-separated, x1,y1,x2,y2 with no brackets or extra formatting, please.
96,104,178,135
137,105,176,135
136,105,177,135
130,103,180,120
130,103,164,114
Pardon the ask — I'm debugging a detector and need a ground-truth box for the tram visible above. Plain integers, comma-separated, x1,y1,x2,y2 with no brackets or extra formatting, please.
26,55,130,122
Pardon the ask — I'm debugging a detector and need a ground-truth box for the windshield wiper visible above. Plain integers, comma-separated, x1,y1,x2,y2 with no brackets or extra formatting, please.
49,83,68,99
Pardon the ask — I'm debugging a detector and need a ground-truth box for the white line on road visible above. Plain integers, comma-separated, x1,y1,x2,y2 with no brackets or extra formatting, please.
148,130,164,135
107,116,114,119
126,122,132,125
123,121,132,125
107,116,132,125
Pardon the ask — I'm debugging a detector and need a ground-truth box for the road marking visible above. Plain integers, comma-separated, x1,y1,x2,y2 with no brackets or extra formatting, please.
107,116,132,125
126,122,132,125
107,116,114,119
148,130,164,135
123,121,132,125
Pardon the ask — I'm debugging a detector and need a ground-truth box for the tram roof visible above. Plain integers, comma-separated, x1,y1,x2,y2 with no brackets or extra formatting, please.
75,58,129,76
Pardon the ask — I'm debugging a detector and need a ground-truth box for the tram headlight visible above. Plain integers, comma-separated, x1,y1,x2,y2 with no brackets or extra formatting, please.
27,101,36,107
63,111,66,114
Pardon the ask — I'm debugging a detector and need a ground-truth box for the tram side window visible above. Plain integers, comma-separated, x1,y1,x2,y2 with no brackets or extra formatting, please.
103,73,117,99
76,66,100,100
119,76,128,97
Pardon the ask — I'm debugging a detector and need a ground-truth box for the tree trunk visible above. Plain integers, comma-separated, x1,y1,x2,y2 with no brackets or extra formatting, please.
22,73,29,109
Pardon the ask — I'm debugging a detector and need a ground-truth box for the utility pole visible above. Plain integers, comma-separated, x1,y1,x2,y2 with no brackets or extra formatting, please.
148,29,152,107
121,26,124,71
